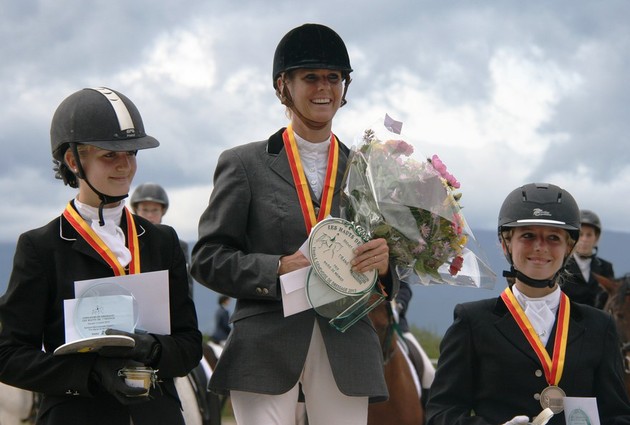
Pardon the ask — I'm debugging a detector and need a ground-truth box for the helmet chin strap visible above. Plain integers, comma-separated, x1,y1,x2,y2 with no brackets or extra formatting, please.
577,245,598,260
70,143,129,226
502,266,558,289
500,233,575,289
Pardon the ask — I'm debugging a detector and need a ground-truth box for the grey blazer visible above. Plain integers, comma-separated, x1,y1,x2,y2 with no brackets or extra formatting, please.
191,128,398,401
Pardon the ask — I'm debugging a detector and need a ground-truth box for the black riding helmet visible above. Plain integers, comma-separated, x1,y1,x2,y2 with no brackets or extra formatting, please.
498,183,580,288
130,183,170,213
51,87,159,224
273,23,353,129
272,23,353,88
580,209,602,235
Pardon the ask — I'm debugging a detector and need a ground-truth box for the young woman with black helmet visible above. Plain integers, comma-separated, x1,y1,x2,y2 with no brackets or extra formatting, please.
191,23,398,425
426,183,630,425
0,87,202,425
561,209,615,309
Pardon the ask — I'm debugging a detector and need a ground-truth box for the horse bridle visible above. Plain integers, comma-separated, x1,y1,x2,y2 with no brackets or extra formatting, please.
380,302,410,365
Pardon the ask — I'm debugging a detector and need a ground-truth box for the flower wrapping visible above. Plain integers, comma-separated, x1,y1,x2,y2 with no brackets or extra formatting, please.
342,115,496,288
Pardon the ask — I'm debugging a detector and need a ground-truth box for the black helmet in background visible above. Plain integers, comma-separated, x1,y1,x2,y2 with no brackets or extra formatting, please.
497,183,581,288
131,183,170,214
579,209,602,235
273,23,353,125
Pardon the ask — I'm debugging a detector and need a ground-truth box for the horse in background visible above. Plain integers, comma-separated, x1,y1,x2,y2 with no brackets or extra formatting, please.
0,382,35,425
595,273,630,397
367,300,425,425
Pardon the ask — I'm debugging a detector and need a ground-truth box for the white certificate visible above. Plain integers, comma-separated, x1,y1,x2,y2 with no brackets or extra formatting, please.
563,397,600,425
63,270,170,344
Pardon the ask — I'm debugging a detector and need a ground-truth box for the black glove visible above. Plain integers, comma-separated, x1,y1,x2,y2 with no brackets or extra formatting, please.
99,329,162,366
91,357,150,404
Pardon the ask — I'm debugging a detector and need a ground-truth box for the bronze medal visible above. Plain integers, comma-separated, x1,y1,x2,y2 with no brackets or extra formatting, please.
540,385,566,414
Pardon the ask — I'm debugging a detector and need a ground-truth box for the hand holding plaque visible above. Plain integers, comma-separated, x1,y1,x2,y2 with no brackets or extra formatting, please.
307,218,385,332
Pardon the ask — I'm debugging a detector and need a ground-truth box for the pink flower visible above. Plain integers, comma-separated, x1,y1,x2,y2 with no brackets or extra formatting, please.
430,155,461,188
412,239,427,254
385,139,414,156
451,214,463,235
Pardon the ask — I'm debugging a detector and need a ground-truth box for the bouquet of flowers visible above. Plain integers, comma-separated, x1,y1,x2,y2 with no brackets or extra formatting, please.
342,115,496,288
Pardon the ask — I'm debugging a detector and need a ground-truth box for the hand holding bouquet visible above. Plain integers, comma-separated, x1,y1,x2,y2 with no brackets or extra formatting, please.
342,115,495,288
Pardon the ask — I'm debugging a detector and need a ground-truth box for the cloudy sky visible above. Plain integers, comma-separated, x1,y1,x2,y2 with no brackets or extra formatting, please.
2,0,629,246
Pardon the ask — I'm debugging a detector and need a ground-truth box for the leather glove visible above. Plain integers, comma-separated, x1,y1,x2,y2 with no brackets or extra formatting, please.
99,329,162,366
502,416,529,425
91,357,150,405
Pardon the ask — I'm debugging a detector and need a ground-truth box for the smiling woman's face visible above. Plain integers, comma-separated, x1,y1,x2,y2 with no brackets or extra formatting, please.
280,68,344,137
506,225,572,281
65,145,137,207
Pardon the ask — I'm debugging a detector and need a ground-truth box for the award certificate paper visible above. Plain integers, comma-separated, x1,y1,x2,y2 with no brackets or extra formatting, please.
563,397,600,425
63,270,170,343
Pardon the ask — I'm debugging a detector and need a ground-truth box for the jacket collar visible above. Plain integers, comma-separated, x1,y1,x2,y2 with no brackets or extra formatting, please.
60,200,147,241
493,294,586,364
265,127,351,157
266,128,351,209
59,201,147,267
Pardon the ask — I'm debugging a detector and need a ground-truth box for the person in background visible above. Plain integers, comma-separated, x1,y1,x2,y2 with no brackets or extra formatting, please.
210,295,231,345
561,209,614,309
395,280,435,407
426,183,630,425
0,87,201,424
191,23,398,425
130,183,193,295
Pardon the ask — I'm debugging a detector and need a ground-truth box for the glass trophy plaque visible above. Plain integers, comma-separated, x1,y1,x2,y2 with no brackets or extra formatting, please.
307,218,385,332
74,282,137,338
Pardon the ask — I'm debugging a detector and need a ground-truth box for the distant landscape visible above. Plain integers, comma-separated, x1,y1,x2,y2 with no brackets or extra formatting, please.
1,229,628,336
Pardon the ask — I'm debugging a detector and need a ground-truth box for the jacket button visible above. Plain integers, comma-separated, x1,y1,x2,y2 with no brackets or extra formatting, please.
256,287,263,295
535,369,543,377
262,288,269,295
534,393,541,401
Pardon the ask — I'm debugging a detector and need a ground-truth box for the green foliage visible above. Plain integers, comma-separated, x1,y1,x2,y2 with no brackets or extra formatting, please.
409,324,441,361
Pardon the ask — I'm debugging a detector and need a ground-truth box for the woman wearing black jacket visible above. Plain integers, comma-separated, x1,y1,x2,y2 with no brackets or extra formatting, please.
0,87,201,425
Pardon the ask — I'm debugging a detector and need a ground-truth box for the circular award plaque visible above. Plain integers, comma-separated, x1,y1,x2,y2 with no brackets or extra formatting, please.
309,218,377,295
305,268,357,319
74,282,139,338
568,408,591,425
540,385,566,414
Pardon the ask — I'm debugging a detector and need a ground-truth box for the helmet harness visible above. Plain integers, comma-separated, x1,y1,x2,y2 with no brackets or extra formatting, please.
50,87,159,225
273,24,353,131
498,183,580,288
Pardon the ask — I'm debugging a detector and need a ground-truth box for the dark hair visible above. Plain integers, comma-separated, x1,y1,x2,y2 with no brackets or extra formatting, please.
218,295,230,305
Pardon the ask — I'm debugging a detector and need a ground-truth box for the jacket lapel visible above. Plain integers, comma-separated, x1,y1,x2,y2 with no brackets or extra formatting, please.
267,128,350,209
59,204,147,271
494,295,586,367
494,297,543,365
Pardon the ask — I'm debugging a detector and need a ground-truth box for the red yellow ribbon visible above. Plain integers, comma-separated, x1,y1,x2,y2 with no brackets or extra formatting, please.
63,202,140,275
282,124,339,233
500,287,570,386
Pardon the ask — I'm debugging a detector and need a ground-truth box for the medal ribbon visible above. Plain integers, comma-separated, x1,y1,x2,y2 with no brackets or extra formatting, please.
63,202,140,275
282,124,339,233
500,287,570,386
